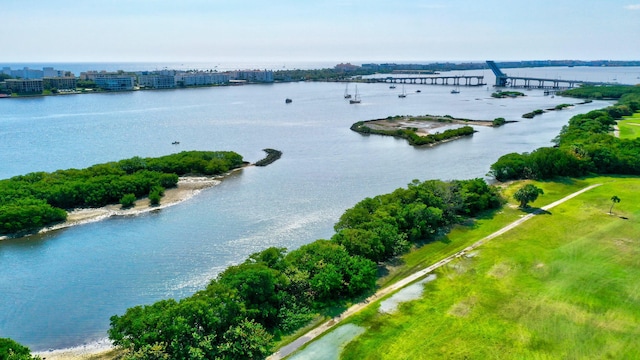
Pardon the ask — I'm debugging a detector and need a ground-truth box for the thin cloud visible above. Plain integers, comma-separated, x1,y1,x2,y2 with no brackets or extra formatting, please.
624,4,640,10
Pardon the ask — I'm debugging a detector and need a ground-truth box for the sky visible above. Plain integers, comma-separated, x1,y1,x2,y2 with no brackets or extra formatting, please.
2,0,639,63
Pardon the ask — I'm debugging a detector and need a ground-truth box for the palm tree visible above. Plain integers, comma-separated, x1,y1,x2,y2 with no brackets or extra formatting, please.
609,195,621,214
513,184,544,208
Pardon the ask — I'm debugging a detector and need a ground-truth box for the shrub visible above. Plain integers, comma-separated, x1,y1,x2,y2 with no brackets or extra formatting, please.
120,193,136,209
493,117,506,126
149,190,162,206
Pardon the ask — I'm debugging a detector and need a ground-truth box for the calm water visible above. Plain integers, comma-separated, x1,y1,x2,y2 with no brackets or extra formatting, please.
0,65,635,350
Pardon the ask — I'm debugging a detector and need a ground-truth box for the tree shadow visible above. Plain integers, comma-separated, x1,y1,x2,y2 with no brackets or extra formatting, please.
519,206,552,215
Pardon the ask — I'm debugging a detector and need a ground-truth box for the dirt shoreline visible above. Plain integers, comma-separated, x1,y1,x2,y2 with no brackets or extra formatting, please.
358,116,494,136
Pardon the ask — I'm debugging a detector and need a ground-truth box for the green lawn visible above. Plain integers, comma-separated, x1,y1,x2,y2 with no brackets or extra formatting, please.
618,112,640,139
341,176,640,359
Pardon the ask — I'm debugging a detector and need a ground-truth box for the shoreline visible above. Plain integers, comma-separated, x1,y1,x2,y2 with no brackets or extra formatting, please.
35,339,116,360
0,167,246,242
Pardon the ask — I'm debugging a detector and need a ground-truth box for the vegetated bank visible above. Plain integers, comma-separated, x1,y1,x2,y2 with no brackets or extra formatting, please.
0,151,245,238
489,84,640,181
340,176,640,359
106,178,502,360
350,115,505,147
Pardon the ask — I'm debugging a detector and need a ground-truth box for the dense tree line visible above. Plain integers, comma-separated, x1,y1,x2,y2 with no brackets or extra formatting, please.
108,178,502,359
273,68,380,82
0,151,244,235
489,85,640,181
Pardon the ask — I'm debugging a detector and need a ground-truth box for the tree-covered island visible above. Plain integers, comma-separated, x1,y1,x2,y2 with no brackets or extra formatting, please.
351,115,500,146
0,151,248,237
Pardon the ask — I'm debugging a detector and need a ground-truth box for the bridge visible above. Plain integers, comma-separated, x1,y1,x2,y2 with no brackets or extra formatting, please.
367,75,485,86
486,60,614,89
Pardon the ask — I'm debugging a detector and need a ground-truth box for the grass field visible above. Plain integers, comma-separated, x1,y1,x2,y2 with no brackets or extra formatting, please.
339,176,640,359
618,112,640,139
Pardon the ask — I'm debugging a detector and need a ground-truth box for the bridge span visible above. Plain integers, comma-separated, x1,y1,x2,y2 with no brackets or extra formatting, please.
486,60,614,89
367,75,485,86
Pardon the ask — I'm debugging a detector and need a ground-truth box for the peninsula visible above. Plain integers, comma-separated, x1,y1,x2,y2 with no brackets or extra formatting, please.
0,149,281,240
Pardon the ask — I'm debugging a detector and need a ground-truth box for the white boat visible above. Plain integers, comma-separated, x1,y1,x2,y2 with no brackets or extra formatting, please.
451,86,460,94
349,85,361,104
398,85,407,98
344,83,352,99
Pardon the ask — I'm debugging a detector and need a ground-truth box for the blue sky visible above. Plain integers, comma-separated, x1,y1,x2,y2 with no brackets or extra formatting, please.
2,0,639,63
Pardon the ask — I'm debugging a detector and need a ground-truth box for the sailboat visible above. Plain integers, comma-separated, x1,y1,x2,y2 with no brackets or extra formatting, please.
398,85,407,98
451,86,460,94
349,85,361,104
344,83,352,99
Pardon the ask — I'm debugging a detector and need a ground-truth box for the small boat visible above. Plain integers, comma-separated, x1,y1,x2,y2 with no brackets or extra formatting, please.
344,84,352,99
398,85,407,98
349,85,361,104
416,89,421,93
172,141,180,145
285,98,292,103
389,84,396,89
451,87,460,94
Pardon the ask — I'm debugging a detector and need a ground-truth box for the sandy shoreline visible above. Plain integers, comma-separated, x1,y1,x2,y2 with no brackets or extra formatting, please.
35,339,117,360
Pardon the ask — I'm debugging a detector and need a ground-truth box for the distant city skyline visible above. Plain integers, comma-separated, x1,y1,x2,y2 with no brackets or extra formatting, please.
2,0,640,63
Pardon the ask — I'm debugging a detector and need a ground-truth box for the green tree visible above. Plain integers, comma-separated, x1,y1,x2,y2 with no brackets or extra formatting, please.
609,195,621,214
513,184,544,208
120,193,136,208
0,338,40,360
216,319,272,360
148,186,164,206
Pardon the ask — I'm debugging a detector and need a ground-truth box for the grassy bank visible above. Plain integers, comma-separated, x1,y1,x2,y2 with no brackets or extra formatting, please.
618,112,640,139
339,176,640,359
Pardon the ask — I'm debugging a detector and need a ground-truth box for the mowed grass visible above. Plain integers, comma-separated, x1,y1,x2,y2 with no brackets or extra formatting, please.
342,176,640,359
618,111,640,139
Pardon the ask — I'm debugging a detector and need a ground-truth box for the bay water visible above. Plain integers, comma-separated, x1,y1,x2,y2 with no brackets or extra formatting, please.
0,64,635,350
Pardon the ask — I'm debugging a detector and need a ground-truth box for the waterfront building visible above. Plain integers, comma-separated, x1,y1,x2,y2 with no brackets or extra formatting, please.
1,67,43,79
137,74,176,89
230,70,274,83
2,67,69,79
5,79,44,93
43,77,77,90
335,63,359,71
43,67,69,78
175,72,229,86
81,72,136,91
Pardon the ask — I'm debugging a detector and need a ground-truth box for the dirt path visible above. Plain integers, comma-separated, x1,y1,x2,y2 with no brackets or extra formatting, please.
268,183,602,360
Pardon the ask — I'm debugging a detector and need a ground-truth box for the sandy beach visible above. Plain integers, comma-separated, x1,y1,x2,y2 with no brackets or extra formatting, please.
35,339,119,360
46,175,223,232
